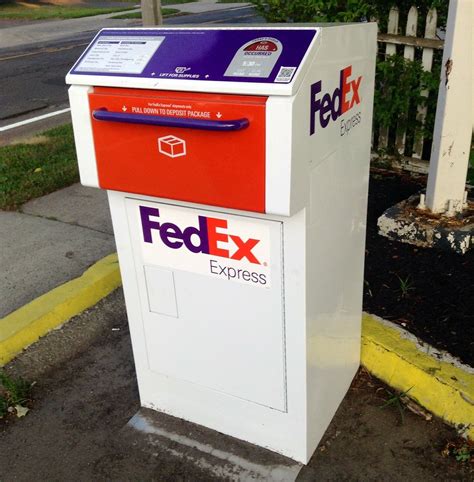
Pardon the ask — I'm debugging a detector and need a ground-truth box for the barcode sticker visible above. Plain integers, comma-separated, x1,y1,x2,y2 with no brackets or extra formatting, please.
274,66,297,83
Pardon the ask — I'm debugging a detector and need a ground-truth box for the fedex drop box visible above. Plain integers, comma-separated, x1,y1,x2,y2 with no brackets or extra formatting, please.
66,23,377,463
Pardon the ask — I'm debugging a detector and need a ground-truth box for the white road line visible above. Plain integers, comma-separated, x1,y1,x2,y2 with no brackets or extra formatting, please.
0,108,71,132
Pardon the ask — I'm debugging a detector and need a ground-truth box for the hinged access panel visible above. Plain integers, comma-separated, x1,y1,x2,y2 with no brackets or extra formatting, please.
125,198,288,411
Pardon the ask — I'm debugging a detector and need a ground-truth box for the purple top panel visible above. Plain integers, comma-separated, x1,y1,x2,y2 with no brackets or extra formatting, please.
69,28,317,84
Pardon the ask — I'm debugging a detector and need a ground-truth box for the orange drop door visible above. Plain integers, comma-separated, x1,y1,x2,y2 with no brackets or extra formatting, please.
89,87,267,213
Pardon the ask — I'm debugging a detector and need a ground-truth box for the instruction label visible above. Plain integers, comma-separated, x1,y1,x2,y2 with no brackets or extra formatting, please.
130,102,212,119
75,35,165,74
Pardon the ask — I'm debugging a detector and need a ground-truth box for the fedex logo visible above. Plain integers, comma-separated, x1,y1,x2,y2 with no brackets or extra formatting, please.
310,65,362,135
140,206,261,265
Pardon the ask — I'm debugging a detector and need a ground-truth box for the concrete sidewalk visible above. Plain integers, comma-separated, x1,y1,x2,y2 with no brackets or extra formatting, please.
0,12,139,50
0,1,250,50
0,184,115,318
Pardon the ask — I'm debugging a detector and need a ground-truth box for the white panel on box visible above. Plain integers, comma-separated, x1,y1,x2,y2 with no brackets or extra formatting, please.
144,266,178,317
67,85,98,188
125,198,287,412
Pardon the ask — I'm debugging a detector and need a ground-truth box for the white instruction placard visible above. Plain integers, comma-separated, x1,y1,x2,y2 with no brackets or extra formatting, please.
75,35,164,74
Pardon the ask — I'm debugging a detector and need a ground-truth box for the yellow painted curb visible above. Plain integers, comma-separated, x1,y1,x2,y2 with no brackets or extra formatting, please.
361,312,474,439
0,253,121,366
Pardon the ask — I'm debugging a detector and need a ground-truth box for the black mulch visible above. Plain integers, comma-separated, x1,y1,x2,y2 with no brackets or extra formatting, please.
363,170,473,366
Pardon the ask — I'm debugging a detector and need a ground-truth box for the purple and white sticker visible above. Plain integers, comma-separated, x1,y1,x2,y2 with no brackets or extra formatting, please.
69,28,318,84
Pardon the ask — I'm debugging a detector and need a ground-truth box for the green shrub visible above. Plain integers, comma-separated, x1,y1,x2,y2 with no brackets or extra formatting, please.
250,0,448,30
374,54,440,151
251,0,373,23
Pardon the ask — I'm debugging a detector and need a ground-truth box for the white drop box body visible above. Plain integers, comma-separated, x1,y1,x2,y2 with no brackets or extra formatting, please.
67,24,377,463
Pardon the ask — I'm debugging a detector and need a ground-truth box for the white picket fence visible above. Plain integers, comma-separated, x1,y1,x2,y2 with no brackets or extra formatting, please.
374,6,444,173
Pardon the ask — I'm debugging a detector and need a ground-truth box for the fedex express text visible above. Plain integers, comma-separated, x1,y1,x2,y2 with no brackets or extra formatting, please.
310,65,362,137
140,206,269,286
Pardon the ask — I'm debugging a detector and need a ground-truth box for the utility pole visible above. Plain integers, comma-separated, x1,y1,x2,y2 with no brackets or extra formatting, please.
141,0,162,26
424,0,473,215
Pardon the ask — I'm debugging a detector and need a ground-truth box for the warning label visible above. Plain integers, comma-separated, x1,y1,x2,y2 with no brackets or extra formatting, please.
224,37,283,78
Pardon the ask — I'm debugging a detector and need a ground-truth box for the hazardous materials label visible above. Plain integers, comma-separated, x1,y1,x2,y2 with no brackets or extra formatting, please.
224,37,283,78
75,35,164,74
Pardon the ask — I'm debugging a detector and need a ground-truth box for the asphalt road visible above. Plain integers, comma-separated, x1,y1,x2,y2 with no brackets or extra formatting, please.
0,6,262,127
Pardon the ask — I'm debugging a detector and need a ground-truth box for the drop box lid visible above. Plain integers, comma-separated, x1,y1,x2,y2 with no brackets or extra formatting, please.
66,26,320,96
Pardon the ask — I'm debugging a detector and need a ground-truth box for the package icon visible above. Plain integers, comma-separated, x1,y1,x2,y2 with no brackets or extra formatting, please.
158,135,186,158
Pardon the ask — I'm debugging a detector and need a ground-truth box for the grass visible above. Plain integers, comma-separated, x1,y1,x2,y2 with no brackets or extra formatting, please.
396,274,414,298
0,125,79,210
380,387,413,425
216,0,249,2
0,371,32,419
0,2,135,20
113,7,179,18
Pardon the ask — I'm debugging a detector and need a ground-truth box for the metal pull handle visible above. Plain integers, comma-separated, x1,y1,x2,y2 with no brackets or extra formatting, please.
92,109,249,132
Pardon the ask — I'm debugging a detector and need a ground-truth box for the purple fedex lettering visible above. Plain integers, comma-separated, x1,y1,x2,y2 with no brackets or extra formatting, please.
310,65,362,135
160,223,183,249
139,205,261,264
140,206,160,243
140,206,209,253
183,219,209,253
